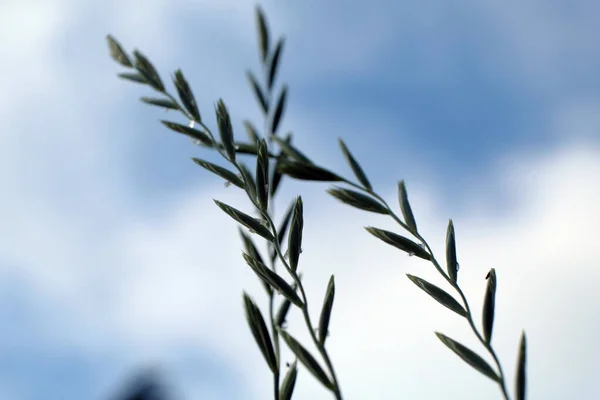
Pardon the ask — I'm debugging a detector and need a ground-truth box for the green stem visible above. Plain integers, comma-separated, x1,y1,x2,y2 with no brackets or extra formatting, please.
342,178,511,399
263,212,343,400
269,292,281,400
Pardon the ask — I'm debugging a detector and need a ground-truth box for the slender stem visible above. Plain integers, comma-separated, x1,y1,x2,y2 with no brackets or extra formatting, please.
268,292,281,400
158,84,509,397
263,212,343,400
341,178,511,399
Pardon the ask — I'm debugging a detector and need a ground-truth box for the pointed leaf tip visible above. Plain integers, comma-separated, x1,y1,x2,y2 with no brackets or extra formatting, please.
327,188,388,214
515,331,527,400
435,332,500,382
365,227,430,260
338,139,372,191
278,330,334,391
242,293,278,373
318,275,336,344
406,274,466,317
482,268,497,344
398,180,418,232
446,219,458,282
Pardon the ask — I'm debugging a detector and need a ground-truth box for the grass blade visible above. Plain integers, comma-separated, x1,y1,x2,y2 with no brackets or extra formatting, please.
256,139,270,211
278,330,334,391
483,268,497,344
406,274,466,317
271,200,295,264
272,135,313,164
141,97,179,110
216,99,236,162
365,227,430,260
270,85,287,135
214,200,274,241
173,69,201,122
247,70,269,114
338,139,372,191
268,37,285,90
327,187,388,214
256,5,270,62
243,293,278,373
278,161,343,182
118,72,147,85
446,219,458,283
279,360,298,400
435,332,500,382
192,158,244,189
243,253,303,307
132,50,164,91
161,121,212,146
318,275,336,344
515,331,527,400
288,197,303,273
398,180,417,232
106,35,133,67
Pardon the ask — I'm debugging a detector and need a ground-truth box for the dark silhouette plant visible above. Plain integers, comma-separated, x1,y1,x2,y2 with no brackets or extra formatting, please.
106,5,527,399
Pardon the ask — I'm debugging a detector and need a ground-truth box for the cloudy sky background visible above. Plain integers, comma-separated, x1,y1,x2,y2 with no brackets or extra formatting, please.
1,0,599,399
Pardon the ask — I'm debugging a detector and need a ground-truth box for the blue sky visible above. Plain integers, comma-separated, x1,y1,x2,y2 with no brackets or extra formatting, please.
1,0,600,399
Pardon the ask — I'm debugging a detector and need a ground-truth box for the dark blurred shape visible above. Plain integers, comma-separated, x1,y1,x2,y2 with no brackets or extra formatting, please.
109,367,169,400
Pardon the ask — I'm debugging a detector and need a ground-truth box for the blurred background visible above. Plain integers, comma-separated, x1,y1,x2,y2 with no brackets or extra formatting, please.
1,0,599,398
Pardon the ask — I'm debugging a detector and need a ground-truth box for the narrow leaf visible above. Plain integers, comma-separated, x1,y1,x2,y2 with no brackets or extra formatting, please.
271,85,287,135
192,158,244,189
278,330,334,390
279,360,298,400
243,293,278,373
106,35,133,67
275,297,292,327
132,50,164,91
398,180,418,232
515,331,527,400
256,139,270,211
446,219,458,283
244,120,261,144
482,268,497,344
288,197,303,272
256,5,270,62
118,72,147,84
435,332,500,382
247,70,268,114
238,163,257,201
173,69,201,122
242,253,303,307
272,136,313,164
216,99,236,161
338,139,372,191
233,142,258,156
327,188,389,214
214,200,274,241
141,97,179,110
275,276,299,328
161,121,212,146
268,37,285,90
239,228,265,266
271,200,295,264
365,227,430,260
406,274,466,317
278,161,343,182
239,229,271,296
271,155,284,197
318,275,336,344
